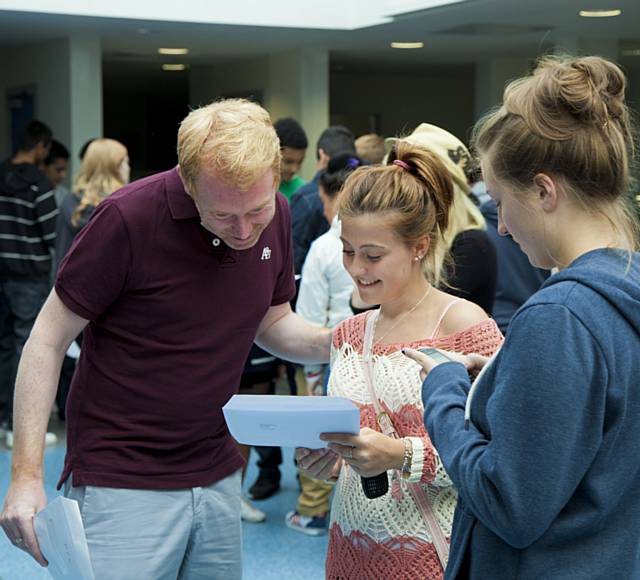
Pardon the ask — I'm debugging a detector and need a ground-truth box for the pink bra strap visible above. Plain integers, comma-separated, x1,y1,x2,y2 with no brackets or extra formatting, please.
430,299,464,340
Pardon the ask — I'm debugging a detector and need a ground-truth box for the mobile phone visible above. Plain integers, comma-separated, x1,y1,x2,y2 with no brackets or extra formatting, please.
418,347,455,365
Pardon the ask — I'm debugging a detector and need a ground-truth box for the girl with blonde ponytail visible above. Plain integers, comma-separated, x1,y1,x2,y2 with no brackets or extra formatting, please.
386,123,497,313
296,140,503,579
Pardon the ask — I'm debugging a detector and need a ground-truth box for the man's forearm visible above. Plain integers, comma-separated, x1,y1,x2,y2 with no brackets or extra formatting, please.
11,336,65,481
256,312,331,364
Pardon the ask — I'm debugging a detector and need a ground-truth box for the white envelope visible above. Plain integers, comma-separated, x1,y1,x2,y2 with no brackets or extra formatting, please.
34,496,95,580
223,394,360,448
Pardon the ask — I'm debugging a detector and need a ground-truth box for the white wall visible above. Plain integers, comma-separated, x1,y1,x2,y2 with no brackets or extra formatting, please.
0,36,102,181
68,34,103,178
267,50,329,179
0,39,71,159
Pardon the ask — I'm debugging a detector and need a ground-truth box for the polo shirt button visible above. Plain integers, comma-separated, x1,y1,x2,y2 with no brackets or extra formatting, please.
212,238,221,247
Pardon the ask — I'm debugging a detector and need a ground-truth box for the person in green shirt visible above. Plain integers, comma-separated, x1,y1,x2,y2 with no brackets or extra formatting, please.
274,117,308,202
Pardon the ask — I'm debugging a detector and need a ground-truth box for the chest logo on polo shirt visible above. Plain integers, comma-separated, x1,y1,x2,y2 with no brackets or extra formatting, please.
261,246,272,260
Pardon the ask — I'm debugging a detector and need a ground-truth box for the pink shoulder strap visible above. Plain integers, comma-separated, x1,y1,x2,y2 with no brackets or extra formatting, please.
430,298,464,340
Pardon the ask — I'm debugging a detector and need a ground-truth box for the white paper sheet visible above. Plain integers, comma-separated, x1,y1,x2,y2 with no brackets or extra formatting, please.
65,341,80,360
223,394,360,448
34,496,95,580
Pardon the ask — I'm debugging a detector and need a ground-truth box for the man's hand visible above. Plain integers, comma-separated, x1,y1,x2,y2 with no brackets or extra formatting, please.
304,371,324,396
296,447,342,481
0,478,48,566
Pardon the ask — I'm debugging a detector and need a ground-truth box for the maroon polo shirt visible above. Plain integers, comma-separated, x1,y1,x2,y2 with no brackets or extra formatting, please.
55,168,295,490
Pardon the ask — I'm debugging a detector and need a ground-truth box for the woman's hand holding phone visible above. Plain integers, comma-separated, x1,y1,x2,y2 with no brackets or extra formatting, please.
402,347,489,380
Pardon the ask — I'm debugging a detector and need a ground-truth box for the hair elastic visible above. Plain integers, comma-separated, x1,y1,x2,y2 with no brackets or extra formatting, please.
346,157,361,168
393,159,410,170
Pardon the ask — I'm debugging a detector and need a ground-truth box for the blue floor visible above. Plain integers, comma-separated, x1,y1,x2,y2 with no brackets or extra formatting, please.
0,441,327,580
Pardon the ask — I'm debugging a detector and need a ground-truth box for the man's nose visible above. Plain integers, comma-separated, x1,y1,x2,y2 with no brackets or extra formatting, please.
234,218,253,239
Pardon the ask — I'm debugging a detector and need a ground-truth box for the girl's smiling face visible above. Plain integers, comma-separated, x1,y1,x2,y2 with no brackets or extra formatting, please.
340,212,422,305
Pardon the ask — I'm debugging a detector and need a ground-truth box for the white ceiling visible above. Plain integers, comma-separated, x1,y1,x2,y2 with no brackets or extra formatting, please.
0,0,471,30
0,0,638,69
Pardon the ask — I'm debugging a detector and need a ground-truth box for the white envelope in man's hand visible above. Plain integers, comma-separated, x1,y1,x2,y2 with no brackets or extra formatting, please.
223,394,360,449
34,496,95,580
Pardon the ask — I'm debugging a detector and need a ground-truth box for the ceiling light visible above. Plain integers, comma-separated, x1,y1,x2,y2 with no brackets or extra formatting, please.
390,42,424,49
622,49,640,56
158,48,189,55
579,9,621,17
162,64,186,71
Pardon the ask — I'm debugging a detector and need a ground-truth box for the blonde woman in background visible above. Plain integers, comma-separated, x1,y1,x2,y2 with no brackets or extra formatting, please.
54,138,130,271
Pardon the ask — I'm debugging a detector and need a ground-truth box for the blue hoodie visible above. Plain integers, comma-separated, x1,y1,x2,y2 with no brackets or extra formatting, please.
422,248,640,579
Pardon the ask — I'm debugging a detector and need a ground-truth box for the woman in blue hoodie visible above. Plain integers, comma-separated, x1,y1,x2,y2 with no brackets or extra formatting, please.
404,55,640,579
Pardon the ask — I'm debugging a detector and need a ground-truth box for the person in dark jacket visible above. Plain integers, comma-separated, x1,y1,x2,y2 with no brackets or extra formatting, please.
406,55,640,579
0,120,56,446
42,139,70,207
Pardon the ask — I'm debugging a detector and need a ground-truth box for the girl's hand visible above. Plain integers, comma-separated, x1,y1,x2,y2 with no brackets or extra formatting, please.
320,427,404,478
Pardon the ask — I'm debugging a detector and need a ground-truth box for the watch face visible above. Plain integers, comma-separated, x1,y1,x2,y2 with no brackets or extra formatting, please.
401,438,413,479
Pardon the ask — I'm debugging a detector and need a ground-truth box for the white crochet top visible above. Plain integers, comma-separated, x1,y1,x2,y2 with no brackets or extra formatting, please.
326,310,503,579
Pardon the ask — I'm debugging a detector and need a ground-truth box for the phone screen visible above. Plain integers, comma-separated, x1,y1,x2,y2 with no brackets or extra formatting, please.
418,347,454,365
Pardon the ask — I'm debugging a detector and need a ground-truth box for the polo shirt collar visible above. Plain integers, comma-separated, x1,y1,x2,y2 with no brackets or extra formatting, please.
166,166,199,220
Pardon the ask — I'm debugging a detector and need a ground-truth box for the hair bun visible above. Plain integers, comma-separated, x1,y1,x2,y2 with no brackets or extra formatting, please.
545,56,626,127
503,55,629,141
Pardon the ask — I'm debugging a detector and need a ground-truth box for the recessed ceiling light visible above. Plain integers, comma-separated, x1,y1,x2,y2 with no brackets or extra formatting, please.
158,48,189,55
390,42,424,49
162,64,186,71
579,9,621,17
